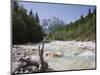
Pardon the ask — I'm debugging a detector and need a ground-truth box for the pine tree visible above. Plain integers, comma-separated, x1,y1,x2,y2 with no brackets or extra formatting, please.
88,8,91,15
13,1,19,12
29,9,33,16
93,7,96,14
80,14,84,22
35,12,40,23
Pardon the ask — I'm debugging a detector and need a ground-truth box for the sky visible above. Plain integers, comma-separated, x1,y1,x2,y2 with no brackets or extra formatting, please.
19,1,95,24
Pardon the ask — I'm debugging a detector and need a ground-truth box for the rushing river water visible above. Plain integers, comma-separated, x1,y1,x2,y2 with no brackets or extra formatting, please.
12,41,96,72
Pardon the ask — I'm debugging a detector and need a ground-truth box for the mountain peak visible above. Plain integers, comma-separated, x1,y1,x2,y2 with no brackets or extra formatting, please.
41,17,65,33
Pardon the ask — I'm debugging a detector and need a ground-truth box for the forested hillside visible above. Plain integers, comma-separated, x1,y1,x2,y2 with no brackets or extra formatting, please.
12,1,96,44
12,1,44,44
48,8,96,41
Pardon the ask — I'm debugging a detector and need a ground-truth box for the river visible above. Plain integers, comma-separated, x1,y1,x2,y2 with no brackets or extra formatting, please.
12,40,96,72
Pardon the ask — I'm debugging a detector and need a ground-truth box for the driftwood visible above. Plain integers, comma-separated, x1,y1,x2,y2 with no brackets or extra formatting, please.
38,34,49,71
12,57,40,75
19,57,40,68
12,35,49,75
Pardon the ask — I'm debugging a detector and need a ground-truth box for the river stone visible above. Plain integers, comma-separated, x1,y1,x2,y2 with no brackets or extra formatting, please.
45,51,63,58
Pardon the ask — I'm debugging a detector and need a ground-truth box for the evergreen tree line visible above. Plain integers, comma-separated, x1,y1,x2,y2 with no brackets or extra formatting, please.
12,1,44,44
49,8,96,41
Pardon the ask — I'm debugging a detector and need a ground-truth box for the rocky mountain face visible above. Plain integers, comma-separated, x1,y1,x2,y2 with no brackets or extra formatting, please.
41,17,65,33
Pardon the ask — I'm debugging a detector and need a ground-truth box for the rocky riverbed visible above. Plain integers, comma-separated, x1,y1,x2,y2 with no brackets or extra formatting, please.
11,41,96,73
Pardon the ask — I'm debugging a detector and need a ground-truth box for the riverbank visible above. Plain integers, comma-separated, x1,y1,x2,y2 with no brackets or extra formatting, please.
12,40,96,72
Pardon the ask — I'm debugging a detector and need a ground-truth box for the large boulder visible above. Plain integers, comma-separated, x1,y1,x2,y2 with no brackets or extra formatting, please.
45,51,64,58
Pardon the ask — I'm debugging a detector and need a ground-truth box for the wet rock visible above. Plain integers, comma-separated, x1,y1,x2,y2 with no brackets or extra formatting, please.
45,52,63,57
53,52,64,57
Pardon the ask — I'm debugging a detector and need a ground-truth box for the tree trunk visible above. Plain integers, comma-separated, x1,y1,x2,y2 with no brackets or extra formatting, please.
38,35,48,71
